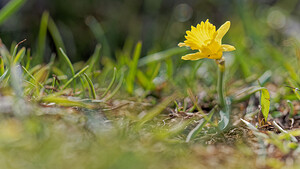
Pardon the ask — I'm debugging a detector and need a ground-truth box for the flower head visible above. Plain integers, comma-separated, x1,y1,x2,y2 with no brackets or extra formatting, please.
178,19,235,60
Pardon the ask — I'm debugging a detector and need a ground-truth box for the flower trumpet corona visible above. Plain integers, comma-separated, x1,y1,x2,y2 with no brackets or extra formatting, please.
178,19,235,60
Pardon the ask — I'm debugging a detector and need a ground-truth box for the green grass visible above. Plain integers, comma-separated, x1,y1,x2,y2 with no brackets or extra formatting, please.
0,1,300,169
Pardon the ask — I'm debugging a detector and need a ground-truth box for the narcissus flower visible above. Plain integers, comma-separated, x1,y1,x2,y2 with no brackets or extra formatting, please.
178,19,235,60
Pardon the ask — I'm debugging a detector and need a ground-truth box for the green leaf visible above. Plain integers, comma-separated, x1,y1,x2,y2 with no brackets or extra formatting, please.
261,88,270,122
218,109,230,131
232,85,271,123
41,96,93,108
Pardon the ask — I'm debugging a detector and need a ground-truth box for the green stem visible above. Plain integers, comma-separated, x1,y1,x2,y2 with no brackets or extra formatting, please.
216,58,230,130
217,59,226,110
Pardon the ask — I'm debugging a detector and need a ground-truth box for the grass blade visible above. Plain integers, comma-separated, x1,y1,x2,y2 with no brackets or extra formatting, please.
101,67,117,98
0,69,8,82
13,47,26,64
86,44,101,74
62,65,89,90
59,48,76,90
103,71,124,101
83,73,96,99
21,66,43,88
150,62,161,80
136,70,151,90
287,79,300,100
25,48,31,69
273,121,297,142
0,0,26,26
232,86,266,103
34,11,49,64
86,16,111,58
138,47,187,67
48,16,66,64
12,39,26,59
126,42,142,94
240,118,258,131
59,48,75,76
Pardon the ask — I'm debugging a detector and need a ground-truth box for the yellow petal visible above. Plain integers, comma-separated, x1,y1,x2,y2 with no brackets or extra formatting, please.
221,44,236,52
181,52,208,60
183,20,217,50
202,40,221,54
216,21,230,43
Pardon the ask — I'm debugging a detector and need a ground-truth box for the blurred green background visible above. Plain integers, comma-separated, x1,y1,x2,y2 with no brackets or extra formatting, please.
0,0,299,63
1,1,300,169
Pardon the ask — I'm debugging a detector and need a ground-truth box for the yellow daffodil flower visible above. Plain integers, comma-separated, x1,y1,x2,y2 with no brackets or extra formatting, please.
178,19,235,60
